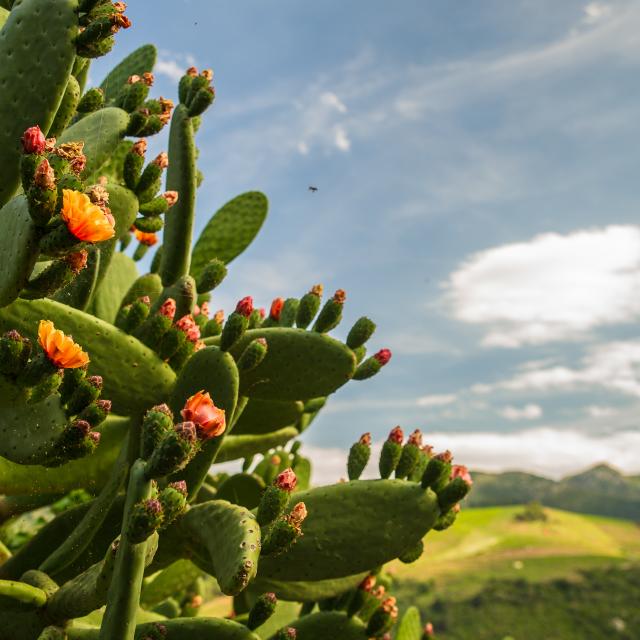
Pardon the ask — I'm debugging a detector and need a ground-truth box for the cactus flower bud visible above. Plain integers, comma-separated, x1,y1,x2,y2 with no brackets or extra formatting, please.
128,498,164,543
159,190,178,208
423,622,435,638
366,597,398,636
33,158,56,189
395,429,423,479
181,390,226,439
133,228,158,246
311,288,345,333
159,298,177,320
186,66,198,77
347,432,371,480
379,426,404,479
451,464,473,486
247,592,278,630
276,468,297,492
237,337,268,372
421,450,453,491
236,296,254,317
153,152,169,169
175,315,201,343
353,348,392,380
38,320,89,369
142,71,154,86
22,126,46,154
132,139,147,156
374,348,392,366
288,501,307,527
270,297,284,320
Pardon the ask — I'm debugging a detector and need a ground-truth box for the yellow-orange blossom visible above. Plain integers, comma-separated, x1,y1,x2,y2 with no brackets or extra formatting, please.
61,189,115,243
38,320,90,369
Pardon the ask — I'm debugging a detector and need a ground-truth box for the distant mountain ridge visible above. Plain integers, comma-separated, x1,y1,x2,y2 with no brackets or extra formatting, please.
467,464,640,520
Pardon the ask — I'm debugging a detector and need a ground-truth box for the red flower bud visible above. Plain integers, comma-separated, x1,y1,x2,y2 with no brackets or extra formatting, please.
359,432,372,446
159,298,176,320
408,429,423,446
333,289,346,304
275,467,297,492
235,296,253,317
435,450,453,463
269,297,284,320
451,464,473,486
64,250,89,274
168,480,188,495
388,426,404,444
175,315,201,343
162,190,179,207
21,125,46,154
359,574,376,592
153,152,169,169
373,348,392,366
424,622,435,637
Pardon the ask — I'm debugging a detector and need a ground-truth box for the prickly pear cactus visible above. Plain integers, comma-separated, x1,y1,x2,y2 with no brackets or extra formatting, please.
0,3,472,639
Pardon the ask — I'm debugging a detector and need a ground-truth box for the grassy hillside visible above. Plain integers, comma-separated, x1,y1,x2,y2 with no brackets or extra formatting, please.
468,465,640,520
391,505,640,639
390,505,640,601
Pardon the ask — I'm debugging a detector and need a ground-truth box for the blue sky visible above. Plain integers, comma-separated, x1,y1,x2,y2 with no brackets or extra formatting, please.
91,0,640,480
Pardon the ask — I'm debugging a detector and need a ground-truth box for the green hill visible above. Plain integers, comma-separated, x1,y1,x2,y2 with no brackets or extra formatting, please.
467,464,640,520
391,505,640,639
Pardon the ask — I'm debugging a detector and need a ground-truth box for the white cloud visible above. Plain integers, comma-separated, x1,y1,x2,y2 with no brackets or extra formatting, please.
416,393,457,408
473,339,640,397
320,92,348,113
445,226,640,347
155,59,185,82
499,404,543,421
333,126,351,152
583,2,613,24
586,405,619,418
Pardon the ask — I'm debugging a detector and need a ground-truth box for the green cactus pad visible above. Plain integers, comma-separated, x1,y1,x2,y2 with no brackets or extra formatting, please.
251,573,367,603
59,107,130,178
216,428,299,463
140,559,203,608
90,251,139,323
0,196,39,308
159,500,261,596
48,74,81,138
132,619,261,640
233,399,303,436
258,480,440,582
0,299,176,415
190,192,268,279
396,606,422,640
99,45,157,104
0,416,127,495
217,328,356,400
90,140,132,186
168,346,239,496
0,0,78,207
0,378,73,465
53,247,100,310
121,273,163,307
271,612,368,640
161,104,197,286
216,473,266,509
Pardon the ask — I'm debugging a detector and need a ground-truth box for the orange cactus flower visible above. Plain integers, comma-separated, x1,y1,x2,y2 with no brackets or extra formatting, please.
133,228,158,246
38,320,89,369
61,189,115,243
181,390,226,439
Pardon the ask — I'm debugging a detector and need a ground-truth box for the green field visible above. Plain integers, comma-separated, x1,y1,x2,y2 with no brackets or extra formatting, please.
390,505,640,602
390,505,640,639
